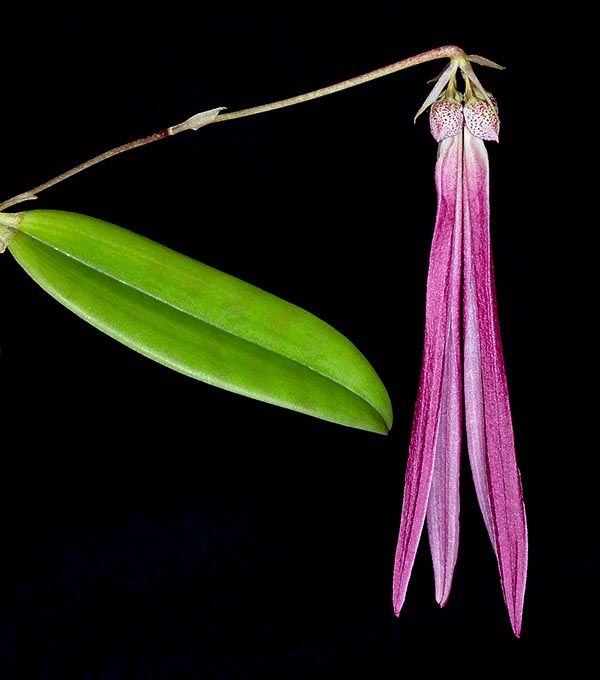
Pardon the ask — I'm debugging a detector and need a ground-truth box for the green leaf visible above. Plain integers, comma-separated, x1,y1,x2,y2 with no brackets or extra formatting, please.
2,209,392,433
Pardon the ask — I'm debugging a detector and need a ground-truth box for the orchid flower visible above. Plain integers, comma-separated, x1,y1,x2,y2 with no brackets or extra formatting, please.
392,55,528,636
0,41,526,633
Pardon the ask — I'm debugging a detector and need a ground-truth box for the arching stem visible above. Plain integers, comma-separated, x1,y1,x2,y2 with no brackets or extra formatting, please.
0,45,466,212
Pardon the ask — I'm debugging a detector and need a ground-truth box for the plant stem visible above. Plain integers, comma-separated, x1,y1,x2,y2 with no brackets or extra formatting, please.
0,45,464,212
215,45,464,122
0,131,170,212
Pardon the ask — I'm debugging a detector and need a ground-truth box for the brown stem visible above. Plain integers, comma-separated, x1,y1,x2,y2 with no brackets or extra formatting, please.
0,46,465,212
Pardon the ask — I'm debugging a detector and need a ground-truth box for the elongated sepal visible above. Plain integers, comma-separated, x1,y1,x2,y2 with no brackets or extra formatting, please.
393,134,463,615
3,209,393,434
462,132,527,636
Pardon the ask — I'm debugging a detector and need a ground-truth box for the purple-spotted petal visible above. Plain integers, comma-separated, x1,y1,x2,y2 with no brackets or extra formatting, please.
462,129,528,636
393,134,463,615
464,97,499,141
430,99,464,142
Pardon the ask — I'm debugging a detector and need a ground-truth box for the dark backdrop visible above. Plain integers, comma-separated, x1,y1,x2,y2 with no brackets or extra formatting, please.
0,2,585,678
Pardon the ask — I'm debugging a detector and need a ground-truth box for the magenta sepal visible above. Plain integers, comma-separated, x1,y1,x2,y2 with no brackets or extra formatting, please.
462,130,527,636
392,133,463,613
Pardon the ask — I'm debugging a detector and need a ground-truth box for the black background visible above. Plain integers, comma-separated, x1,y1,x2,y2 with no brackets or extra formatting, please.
0,2,586,678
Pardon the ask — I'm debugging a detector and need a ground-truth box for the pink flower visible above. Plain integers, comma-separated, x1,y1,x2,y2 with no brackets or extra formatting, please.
392,57,528,636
